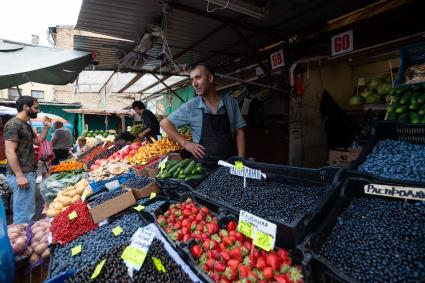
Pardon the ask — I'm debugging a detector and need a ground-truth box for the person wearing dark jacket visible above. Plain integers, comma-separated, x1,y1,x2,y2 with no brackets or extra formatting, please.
131,101,160,141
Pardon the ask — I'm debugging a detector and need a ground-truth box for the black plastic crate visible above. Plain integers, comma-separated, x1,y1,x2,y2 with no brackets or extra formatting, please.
348,121,425,186
190,157,343,249
298,177,425,283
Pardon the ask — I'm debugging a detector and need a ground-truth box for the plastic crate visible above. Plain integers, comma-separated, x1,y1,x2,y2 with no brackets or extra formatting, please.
298,177,425,283
89,171,135,193
190,157,343,249
395,41,425,86
348,121,425,187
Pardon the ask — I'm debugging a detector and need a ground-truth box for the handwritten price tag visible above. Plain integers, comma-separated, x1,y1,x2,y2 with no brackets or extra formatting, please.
91,259,106,279
133,205,145,211
68,211,78,220
112,226,123,236
71,245,82,256
121,246,147,269
253,230,273,251
152,257,166,273
149,192,157,199
238,221,253,238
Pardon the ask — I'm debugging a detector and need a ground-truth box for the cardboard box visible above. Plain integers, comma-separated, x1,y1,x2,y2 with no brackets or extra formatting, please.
88,189,136,223
135,153,182,178
127,182,160,200
329,148,361,168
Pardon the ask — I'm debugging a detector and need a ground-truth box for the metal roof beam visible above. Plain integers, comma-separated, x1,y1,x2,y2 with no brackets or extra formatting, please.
118,73,143,93
138,74,171,93
152,74,185,103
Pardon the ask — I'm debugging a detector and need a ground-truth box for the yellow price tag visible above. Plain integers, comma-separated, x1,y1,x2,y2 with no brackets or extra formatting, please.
121,246,147,268
151,256,166,273
68,211,78,220
133,205,145,211
253,230,273,252
71,245,82,256
91,258,106,279
235,161,243,171
149,192,157,199
237,221,253,238
112,226,123,236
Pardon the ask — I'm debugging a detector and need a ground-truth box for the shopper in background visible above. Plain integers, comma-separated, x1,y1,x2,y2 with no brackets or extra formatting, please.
70,136,88,157
160,63,246,169
4,96,49,224
51,121,73,165
131,101,160,141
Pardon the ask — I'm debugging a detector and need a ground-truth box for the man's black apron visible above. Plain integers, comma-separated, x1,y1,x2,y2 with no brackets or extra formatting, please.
196,108,236,169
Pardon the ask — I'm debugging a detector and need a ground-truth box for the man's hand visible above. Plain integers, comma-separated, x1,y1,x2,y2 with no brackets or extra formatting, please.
183,141,206,159
16,174,29,189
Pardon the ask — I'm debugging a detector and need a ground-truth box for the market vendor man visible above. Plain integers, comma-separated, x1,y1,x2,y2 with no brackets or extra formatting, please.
131,101,160,141
160,63,246,169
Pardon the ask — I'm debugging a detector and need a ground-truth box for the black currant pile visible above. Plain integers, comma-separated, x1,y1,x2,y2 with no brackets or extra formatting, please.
195,167,329,223
87,142,126,168
359,140,425,182
319,197,425,283
49,211,147,278
66,239,193,283
89,189,127,207
123,175,151,189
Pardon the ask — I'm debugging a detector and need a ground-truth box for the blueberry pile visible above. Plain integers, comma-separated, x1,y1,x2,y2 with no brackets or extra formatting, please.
49,211,147,278
87,142,126,168
123,175,152,189
89,189,127,207
319,197,425,283
144,200,167,213
65,239,192,283
195,167,329,223
359,140,425,182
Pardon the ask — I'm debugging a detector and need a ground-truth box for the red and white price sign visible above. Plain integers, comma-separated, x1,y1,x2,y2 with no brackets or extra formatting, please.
331,30,353,56
270,49,284,70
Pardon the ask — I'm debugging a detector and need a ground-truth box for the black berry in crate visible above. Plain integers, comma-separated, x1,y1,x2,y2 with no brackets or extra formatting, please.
49,211,147,278
123,175,151,189
359,140,425,182
195,167,329,223
319,197,425,283
86,142,126,168
89,189,126,207
66,239,192,283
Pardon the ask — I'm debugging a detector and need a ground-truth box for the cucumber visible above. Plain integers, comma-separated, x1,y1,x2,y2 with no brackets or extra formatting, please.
395,105,407,114
173,168,181,178
179,159,192,170
167,161,183,175
196,166,205,174
165,160,179,169
184,174,205,181
184,160,196,175
191,168,198,175
399,93,411,105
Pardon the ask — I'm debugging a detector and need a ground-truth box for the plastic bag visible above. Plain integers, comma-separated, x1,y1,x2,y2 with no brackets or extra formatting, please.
40,173,83,202
37,137,55,162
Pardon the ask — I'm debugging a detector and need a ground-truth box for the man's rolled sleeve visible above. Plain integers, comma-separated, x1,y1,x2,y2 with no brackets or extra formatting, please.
233,101,247,129
4,123,19,142
167,103,191,128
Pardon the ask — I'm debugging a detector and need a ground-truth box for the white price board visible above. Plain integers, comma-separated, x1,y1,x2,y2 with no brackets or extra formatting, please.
331,30,353,56
238,210,276,251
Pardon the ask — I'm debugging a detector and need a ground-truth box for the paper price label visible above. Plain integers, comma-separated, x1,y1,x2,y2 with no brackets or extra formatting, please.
121,246,147,270
133,205,145,211
253,230,273,251
149,192,157,199
91,258,106,279
152,257,166,273
68,211,78,220
238,220,253,238
105,180,120,190
112,226,123,236
71,245,82,256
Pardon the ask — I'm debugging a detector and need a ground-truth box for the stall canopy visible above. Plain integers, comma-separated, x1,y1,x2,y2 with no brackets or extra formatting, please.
0,40,92,90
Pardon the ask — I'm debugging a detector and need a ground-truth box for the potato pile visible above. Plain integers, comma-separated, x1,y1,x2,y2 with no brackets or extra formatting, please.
46,179,89,217
8,224,30,256
29,218,50,265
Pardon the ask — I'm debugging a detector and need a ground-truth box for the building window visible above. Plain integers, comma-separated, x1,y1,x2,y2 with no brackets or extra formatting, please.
31,90,44,100
8,88,22,100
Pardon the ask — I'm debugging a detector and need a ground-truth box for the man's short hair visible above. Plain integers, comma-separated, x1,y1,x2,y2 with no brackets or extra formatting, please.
132,101,145,110
190,63,215,80
16,96,37,112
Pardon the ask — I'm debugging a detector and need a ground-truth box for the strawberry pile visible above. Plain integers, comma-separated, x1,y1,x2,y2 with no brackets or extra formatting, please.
156,198,302,283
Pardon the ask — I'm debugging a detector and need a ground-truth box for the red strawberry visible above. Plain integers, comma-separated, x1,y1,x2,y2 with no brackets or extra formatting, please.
206,215,213,223
263,267,273,280
188,215,195,222
191,207,199,214
227,221,238,231
211,250,221,260
238,265,250,278
206,259,215,270
235,232,245,242
196,213,204,222
240,246,249,257
201,207,209,214
191,244,202,258
227,259,240,271
256,257,267,270
224,267,237,280
275,274,290,283
219,243,226,251
157,215,166,226
243,255,255,268
267,253,280,270
244,239,252,250
203,239,211,251
219,229,229,237
248,270,258,282
214,262,226,272
183,234,191,242
286,266,303,283
223,236,235,247
210,272,220,282
207,223,219,234
219,277,231,283
221,250,231,261
182,227,190,235
277,248,289,259
176,232,184,241
211,234,222,243
197,224,204,232
280,264,291,274
229,247,242,261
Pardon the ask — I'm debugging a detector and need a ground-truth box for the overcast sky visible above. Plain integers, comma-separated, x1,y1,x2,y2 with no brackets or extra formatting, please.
0,0,82,46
